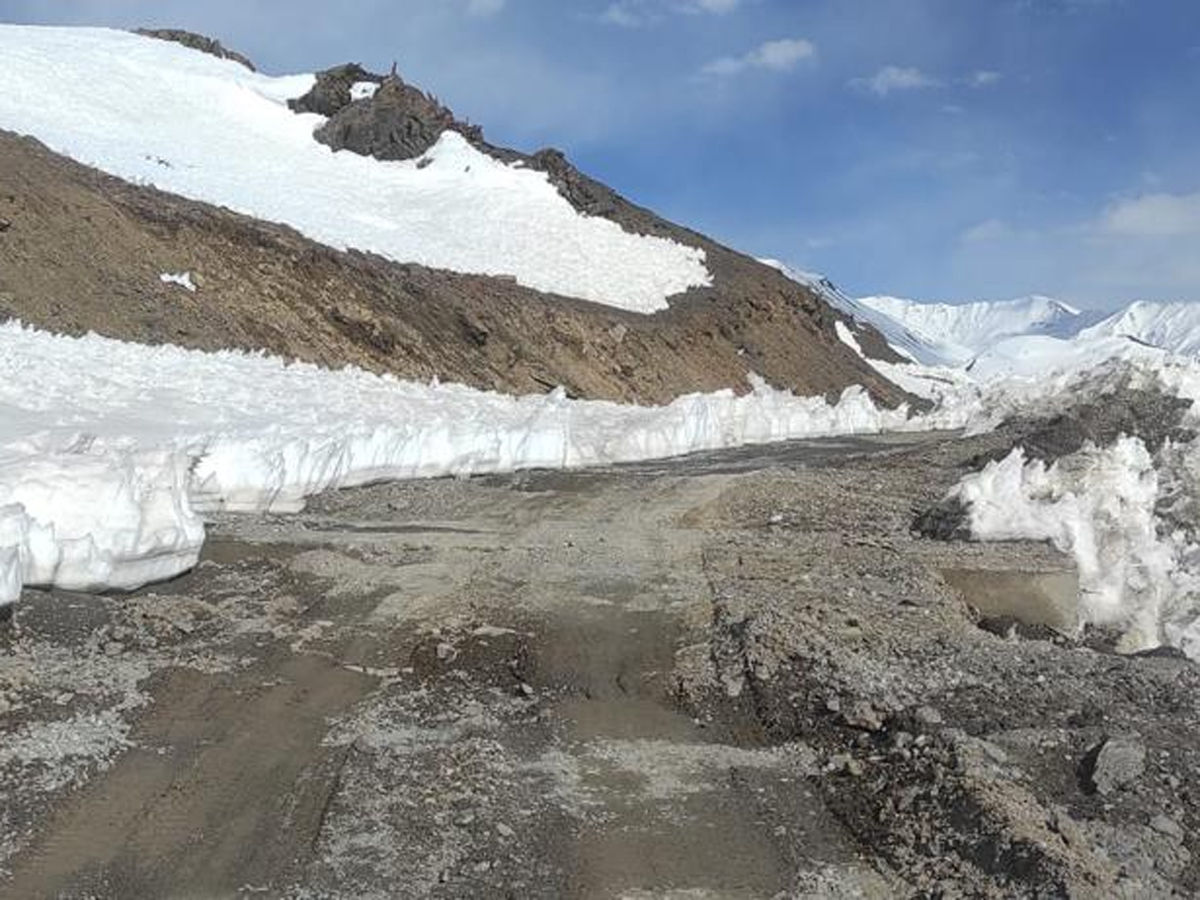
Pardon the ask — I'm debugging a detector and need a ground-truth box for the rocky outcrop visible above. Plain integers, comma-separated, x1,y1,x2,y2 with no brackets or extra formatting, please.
313,75,482,162
288,63,380,117
134,29,256,71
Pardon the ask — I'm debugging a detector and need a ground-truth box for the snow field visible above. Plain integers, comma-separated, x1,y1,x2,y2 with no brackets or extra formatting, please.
0,25,710,313
0,322,918,605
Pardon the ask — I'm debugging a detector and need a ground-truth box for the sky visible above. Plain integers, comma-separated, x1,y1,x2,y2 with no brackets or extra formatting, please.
2,0,1198,308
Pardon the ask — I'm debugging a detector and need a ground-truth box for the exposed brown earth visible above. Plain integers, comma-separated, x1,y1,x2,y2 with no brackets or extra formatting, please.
0,127,907,406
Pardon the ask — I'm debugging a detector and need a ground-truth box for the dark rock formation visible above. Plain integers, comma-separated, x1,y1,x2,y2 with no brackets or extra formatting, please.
288,63,381,118
134,29,256,72
912,496,972,541
314,76,482,162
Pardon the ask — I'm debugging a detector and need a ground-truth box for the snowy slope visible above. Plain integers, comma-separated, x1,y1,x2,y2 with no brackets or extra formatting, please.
764,261,1092,368
759,261,930,363
0,25,709,313
857,294,1085,366
1079,301,1200,357
0,322,922,606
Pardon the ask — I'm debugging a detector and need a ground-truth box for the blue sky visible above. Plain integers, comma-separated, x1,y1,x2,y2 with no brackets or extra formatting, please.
2,0,1198,308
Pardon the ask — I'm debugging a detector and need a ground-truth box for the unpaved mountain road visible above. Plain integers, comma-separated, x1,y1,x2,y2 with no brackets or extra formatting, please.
2,430,1198,898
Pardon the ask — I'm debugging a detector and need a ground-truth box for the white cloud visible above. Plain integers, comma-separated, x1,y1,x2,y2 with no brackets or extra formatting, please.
944,189,1200,304
466,0,505,15
961,219,1014,243
701,38,816,77
1101,191,1200,237
968,70,1002,87
688,0,740,12
601,0,740,27
851,65,940,97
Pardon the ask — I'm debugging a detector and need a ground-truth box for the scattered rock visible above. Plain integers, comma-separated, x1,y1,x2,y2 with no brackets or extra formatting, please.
1150,814,1185,842
827,753,863,776
0,217,11,232
975,387,1195,465
913,496,972,541
1083,737,1146,795
914,705,944,727
842,700,885,732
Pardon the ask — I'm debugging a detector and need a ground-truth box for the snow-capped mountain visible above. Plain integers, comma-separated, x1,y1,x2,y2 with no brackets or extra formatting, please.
772,263,1200,374
1079,301,1200,357
856,294,1088,366
759,260,933,363
0,24,908,606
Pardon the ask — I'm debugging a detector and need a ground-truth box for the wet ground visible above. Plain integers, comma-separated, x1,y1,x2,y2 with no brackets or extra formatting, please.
1,430,1197,898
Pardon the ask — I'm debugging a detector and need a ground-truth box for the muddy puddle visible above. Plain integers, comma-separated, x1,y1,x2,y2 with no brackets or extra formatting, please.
525,603,801,898
941,566,1080,633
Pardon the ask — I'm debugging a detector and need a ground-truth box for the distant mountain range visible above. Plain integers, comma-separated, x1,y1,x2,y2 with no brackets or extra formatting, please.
766,261,1200,372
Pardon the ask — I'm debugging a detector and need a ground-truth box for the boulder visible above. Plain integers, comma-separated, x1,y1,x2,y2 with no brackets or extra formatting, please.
313,75,482,162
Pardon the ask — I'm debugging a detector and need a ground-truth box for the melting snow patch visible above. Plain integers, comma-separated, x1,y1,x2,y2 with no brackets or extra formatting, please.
834,320,864,357
349,81,379,101
159,271,196,292
951,439,1172,647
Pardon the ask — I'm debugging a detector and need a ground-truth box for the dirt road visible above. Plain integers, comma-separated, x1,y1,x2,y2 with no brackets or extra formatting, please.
2,430,1197,898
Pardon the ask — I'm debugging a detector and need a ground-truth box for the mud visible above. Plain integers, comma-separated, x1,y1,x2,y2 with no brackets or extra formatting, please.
2,427,1197,898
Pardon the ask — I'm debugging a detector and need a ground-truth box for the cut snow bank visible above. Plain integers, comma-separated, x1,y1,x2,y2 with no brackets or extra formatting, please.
950,438,1178,652
935,357,1200,656
0,321,918,605
0,25,710,313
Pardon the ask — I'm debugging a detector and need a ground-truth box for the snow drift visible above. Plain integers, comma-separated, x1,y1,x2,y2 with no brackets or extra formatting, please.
0,25,709,313
0,322,918,606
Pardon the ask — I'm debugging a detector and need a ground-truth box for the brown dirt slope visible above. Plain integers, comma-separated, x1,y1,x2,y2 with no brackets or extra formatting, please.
0,129,907,407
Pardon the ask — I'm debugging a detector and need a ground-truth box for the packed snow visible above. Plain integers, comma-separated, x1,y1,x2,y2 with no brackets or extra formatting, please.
950,436,1179,652
0,25,710,313
159,272,196,292
0,321,922,607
